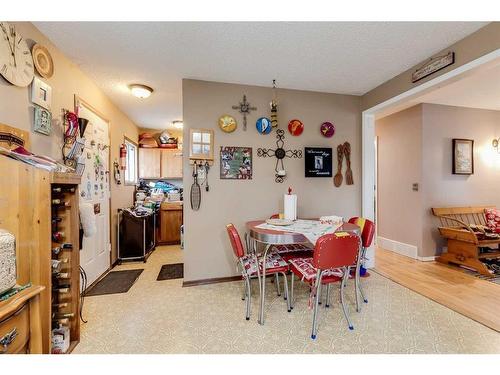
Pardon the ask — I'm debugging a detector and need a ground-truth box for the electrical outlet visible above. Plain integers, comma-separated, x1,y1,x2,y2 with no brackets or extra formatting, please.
412,183,419,191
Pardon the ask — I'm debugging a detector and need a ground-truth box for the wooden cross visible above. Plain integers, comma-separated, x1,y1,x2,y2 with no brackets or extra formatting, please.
232,95,256,131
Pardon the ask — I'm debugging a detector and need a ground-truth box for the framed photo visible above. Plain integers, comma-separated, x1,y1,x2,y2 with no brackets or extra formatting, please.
304,147,333,177
452,139,474,175
33,105,52,135
31,77,52,110
220,146,252,179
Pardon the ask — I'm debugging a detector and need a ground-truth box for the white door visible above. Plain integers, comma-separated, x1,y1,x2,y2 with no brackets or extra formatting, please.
77,100,111,286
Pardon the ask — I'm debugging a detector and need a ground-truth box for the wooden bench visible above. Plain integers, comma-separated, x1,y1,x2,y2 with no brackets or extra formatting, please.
432,206,500,276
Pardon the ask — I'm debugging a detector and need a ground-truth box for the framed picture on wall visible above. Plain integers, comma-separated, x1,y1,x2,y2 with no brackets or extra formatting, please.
220,146,252,179
304,147,333,177
452,139,474,175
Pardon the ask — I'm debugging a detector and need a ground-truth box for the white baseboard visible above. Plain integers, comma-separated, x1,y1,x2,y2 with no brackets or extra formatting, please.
377,236,418,259
416,255,436,262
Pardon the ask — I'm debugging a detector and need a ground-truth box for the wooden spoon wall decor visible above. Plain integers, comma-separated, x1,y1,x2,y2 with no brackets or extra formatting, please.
343,141,354,185
333,144,344,187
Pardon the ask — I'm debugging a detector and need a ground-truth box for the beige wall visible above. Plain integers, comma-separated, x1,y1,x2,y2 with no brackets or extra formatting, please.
421,104,500,256
362,22,500,110
182,79,361,282
376,103,500,257
0,22,139,263
375,105,423,251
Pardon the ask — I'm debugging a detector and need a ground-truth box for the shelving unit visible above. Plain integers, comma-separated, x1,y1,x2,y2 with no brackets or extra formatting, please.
50,173,81,354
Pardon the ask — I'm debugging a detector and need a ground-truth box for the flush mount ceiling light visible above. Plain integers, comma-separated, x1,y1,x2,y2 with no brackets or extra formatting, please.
172,120,183,129
129,84,153,99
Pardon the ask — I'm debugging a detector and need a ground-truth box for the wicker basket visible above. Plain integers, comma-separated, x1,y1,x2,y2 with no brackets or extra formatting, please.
0,229,16,294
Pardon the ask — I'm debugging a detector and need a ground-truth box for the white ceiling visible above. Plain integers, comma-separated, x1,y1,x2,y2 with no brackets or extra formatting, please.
35,22,488,129
415,61,500,111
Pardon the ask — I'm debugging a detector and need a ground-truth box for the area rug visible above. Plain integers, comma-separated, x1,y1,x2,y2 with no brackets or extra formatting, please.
85,269,144,296
157,263,184,281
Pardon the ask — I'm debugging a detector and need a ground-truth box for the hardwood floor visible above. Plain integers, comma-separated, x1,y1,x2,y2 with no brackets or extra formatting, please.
375,247,500,332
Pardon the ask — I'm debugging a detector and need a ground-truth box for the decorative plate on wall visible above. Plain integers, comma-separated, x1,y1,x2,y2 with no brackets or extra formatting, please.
256,117,272,134
32,44,54,79
218,115,237,133
320,121,335,138
288,119,304,136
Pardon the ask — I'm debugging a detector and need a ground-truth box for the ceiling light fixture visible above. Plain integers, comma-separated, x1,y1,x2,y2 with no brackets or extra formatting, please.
172,120,183,129
129,84,153,99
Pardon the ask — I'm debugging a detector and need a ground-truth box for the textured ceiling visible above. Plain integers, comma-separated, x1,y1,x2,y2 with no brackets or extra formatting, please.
35,22,488,129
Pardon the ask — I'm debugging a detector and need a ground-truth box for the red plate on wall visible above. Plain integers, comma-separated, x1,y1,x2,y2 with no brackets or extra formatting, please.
288,119,304,136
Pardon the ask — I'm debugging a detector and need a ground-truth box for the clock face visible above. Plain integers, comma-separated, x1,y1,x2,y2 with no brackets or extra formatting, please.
0,22,35,87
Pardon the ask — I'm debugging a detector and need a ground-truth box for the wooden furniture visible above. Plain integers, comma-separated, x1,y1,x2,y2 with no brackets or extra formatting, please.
50,173,81,353
0,123,30,150
158,202,183,244
0,285,44,353
432,206,500,276
139,148,182,179
0,154,81,354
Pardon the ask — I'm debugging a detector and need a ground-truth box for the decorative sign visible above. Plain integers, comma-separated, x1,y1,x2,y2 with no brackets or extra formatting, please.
320,122,335,138
256,117,272,134
288,119,304,136
452,138,474,175
412,52,455,83
232,95,256,131
33,105,52,135
31,77,52,111
305,147,333,177
218,115,237,133
220,146,252,179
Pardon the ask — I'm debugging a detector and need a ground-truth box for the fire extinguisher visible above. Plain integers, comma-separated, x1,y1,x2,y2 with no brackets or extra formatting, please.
119,144,127,170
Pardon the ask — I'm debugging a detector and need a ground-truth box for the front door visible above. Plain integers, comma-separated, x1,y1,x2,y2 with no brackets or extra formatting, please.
77,99,111,286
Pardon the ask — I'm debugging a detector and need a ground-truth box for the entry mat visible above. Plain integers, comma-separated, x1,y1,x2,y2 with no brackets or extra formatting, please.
461,257,500,285
85,269,144,296
157,263,184,281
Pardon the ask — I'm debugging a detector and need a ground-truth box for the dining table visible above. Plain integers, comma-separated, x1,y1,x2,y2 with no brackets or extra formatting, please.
245,219,361,325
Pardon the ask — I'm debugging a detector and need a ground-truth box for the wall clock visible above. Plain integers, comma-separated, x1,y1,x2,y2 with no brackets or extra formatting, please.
0,22,35,87
32,44,54,79
218,114,237,133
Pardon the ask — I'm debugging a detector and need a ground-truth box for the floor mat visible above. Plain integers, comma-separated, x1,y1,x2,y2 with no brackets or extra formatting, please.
157,263,184,281
85,269,144,296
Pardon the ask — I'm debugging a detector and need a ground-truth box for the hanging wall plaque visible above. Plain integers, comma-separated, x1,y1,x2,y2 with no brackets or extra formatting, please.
256,117,272,134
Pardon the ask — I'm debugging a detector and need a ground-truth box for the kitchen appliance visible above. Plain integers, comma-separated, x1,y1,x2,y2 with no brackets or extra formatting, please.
117,208,156,263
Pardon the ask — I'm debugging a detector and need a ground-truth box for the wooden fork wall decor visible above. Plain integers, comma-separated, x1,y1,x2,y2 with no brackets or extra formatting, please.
333,142,354,187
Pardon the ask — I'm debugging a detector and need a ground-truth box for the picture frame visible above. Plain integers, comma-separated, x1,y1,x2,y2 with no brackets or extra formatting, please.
304,147,333,177
220,146,252,180
33,105,52,135
452,138,474,175
189,128,214,162
31,77,52,110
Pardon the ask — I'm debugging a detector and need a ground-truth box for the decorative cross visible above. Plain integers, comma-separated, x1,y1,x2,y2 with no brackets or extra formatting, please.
232,95,256,131
257,129,302,183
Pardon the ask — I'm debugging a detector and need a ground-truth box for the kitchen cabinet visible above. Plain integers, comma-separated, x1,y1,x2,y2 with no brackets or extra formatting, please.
158,202,183,244
138,148,161,178
160,149,183,179
139,148,182,179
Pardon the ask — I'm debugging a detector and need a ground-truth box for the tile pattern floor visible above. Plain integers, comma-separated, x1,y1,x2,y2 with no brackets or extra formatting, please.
74,246,500,354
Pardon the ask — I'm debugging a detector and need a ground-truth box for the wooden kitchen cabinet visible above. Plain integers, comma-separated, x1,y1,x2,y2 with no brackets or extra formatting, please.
158,202,183,244
160,149,183,179
139,148,161,178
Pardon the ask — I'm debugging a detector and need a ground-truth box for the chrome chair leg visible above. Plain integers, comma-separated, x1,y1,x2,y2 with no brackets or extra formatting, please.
359,247,368,303
281,272,291,312
311,270,323,339
340,267,354,330
242,279,247,301
290,273,295,309
245,276,251,320
275,273,281,296
325,283,331,308
258,244,271,325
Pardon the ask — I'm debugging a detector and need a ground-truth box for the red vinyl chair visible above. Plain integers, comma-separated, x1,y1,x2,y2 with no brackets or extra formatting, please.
226,224,291,321
289,232,361,339
348,217,375,309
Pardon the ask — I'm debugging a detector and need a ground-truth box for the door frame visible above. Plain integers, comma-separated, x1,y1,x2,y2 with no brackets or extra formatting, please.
74,95,113,280
361,48,500,266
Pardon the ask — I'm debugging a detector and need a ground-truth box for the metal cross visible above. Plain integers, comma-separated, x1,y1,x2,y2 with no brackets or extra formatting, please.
232,95,256,131
257,129,302,183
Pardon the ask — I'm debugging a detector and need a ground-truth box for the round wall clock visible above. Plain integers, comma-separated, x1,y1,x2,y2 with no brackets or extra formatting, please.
32,44,54,79
288,119,304,136
320,121,335,138
0,22,35,87
256,117,272,134
218,114,237,133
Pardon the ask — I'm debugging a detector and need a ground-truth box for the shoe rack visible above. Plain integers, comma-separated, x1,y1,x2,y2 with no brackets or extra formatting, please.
50,172,81,354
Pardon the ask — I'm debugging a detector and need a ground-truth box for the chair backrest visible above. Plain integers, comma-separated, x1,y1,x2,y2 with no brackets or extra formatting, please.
269,213,280,219
348,217,375,248
226,223,245,259
313,233,359,270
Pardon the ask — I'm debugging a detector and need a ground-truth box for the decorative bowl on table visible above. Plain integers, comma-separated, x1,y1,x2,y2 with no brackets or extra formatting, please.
266,218,293,226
